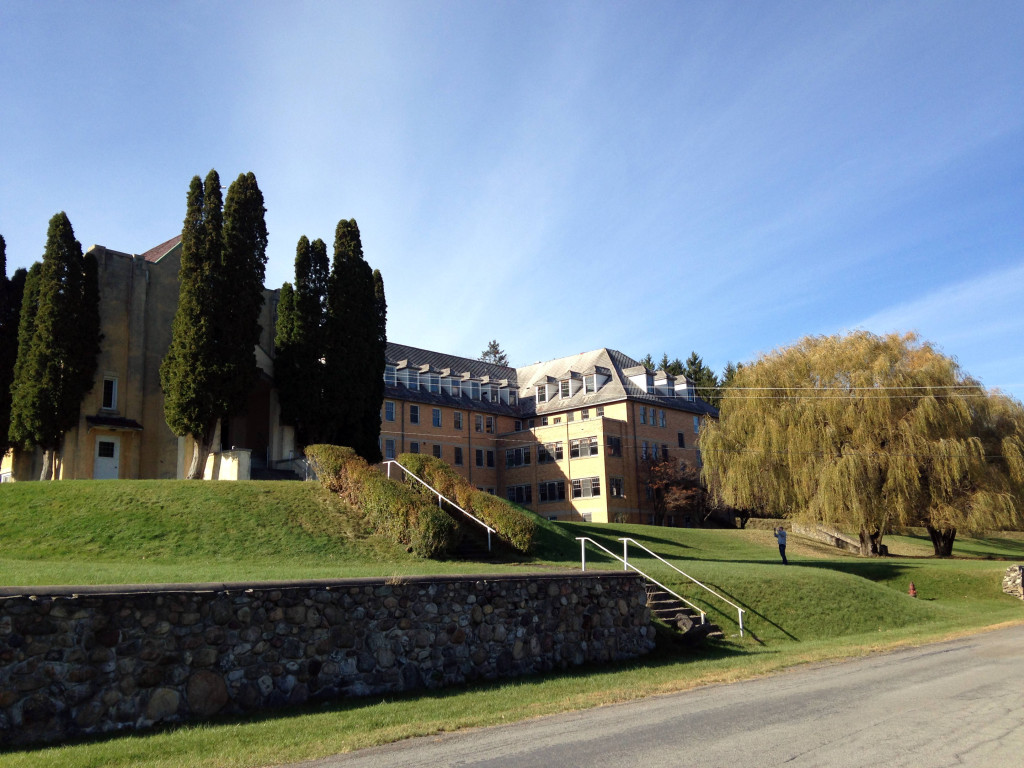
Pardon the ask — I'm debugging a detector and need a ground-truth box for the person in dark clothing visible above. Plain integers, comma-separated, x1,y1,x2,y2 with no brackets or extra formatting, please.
774,526,788,564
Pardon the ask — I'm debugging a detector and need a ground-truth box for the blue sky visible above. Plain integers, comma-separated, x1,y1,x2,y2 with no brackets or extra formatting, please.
2,1,1022,398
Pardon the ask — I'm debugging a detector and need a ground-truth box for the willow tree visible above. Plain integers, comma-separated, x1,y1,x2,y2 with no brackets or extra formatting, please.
700,332,1024,556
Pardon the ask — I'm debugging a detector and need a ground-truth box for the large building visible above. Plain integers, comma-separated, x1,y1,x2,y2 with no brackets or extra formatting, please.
380,343,717,525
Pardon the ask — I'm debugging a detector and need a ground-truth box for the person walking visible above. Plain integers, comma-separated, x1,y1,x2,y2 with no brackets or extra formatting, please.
774,526,788,564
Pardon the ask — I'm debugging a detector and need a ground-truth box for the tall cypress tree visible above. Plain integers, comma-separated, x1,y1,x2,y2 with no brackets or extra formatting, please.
322,219,385,461
161,172,223,478
8,213,101,479
0,236,29,454
219,172,268,417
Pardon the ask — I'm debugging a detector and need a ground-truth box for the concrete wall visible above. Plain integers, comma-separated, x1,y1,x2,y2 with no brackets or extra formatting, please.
0,572,654,748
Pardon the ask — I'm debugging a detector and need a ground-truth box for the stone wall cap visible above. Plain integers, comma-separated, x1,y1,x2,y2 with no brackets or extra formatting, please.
0,570,639,599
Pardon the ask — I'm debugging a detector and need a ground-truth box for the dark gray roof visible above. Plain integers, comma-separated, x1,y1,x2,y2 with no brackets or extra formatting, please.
386,343,517,384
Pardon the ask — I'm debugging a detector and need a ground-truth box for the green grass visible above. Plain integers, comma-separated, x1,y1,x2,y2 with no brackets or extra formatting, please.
1,481,1023,767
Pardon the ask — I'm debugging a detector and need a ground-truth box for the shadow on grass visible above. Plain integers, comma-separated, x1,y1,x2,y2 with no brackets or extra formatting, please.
685,581,801,645
4,641,762,756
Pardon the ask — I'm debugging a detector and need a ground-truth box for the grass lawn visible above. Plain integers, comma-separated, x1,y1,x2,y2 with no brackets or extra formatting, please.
1,480,1023,767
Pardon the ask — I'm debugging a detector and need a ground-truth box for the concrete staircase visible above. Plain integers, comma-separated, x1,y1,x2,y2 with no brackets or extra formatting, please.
646,585,722,641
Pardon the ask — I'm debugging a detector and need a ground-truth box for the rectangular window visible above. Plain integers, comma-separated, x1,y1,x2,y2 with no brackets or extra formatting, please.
585,375,595,394
661,444,669,461
570,436,599,459
527,419,535,429
408,372,419,390
610,477,624,498
537,442,563,463
454,411,463,430
541,416,549,426
693,416,700,434
469,381,481,399
451,379,462,398
696,449,702,468
506,484,532,505
538,480,566,502
607,436,622,457
428,374,440,394
639,406,647,425
678,432,685,448
596,406,604,417
410,441,420,454
536,384,548,404
553,417,561,424
567,411,574,422
98,440,115,458
384,365,397,386
409,405,419,424
432,444,442,459
572,477,601,498
475,449,484,467
454,446,463,465
560,380,570,398
659,409,667,428
505,447,532,468
384,439,396,460
432,408,442,427
485,416,495,434
486,450,495,468
581,409,589,420
514,420,522,432
640,441,648,460
475,414,483,432
384,401,395,422
102,377,117,410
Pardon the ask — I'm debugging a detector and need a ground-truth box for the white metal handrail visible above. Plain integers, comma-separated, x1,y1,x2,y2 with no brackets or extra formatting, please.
383,460,496,551
619,537,745,636
576,537,707,626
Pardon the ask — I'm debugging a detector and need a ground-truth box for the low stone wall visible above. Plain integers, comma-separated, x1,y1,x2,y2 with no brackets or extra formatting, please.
1003,565,1023,599
0,572,653,747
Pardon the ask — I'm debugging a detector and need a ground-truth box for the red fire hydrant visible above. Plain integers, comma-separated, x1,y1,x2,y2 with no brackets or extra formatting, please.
908,581,917,598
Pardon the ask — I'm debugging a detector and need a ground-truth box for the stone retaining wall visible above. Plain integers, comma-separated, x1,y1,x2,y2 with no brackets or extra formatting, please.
1003,565,1024,599
0,572,653,747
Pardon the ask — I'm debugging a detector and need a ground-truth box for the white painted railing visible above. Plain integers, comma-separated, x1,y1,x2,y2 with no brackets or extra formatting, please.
619,537,745,637
576,537,707,627
383,460,496,551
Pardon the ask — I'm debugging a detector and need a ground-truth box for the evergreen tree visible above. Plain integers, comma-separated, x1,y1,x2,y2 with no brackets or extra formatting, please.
700,332,1024,556
322,219,385,461
161,172,224,478
0,236,29,454
684,351,721,407
480,340,509,366
8,213,101,479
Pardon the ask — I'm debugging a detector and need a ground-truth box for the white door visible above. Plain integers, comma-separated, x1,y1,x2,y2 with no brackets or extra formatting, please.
94,436,120,479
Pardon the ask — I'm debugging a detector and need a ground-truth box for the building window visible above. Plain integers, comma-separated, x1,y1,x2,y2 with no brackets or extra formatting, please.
409,405,419,424
610,477,624,498
696,449,702,468
694,416,701,434
639,406,647,425
408,372,419,390
640,441,648,460
572,477,601,498
451,379,462,397
509,392,518,406
486,450,495,468
384,365,396,386
485,416,495,434
661,444,669,461
678,432,685,448
659,409,667,428
475,449,484,467
454,446,463,465
102,377,117,410
454,411,463,430
384,401,395,422
560,380,570,398
505,447,531,468
428,374,440,394
541,416,549,426
581,409,589,420
553,417,561,424
596,406,604,417
527,419,535,429
539,480,566,502
432,408,442,427
469,381,481,399
538,442,563,463
585,375,596,394
384,439,396,460
410,442,420,454
514,420,522,432
569,436,599,459
606,436,622,457
432,444,442,459
506,484,532,505
475,414,483,432
536,384,548,404
567,411,574,422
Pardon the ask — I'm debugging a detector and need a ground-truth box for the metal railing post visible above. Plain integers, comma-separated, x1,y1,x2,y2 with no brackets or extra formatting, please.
580,539,587,571
622,539,629,572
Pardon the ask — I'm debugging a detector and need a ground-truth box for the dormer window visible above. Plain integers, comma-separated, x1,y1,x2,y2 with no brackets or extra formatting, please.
427,374,440,394
585,375,596,394
451,379,462,397
384,365,396,386
536,384,549,404
560,380,571,398
408,371,419,390
468,381,481,399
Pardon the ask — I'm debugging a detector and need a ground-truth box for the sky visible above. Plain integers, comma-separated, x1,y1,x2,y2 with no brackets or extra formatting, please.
2,1,1022,398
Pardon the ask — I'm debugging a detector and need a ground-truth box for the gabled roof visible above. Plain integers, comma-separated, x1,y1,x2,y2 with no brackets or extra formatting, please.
139,235,182,263
386,342,517,384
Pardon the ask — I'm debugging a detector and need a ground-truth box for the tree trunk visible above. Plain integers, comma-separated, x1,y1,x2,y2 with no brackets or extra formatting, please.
39,448,54,481
926,525,957,557
858,527,883,557
186,420,220,480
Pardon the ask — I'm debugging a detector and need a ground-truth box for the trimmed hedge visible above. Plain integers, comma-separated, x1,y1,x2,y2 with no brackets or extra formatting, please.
305,445,459,558
397,453,536,553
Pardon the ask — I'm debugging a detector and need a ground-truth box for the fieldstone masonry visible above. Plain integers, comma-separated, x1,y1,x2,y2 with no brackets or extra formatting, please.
0,572,653,747
1003,565,1024,599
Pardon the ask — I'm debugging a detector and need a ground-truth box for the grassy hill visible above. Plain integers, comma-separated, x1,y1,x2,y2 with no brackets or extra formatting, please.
2,479,1023,768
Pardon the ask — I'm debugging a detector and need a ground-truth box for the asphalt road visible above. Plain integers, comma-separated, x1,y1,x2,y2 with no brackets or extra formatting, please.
288,624,1024,768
